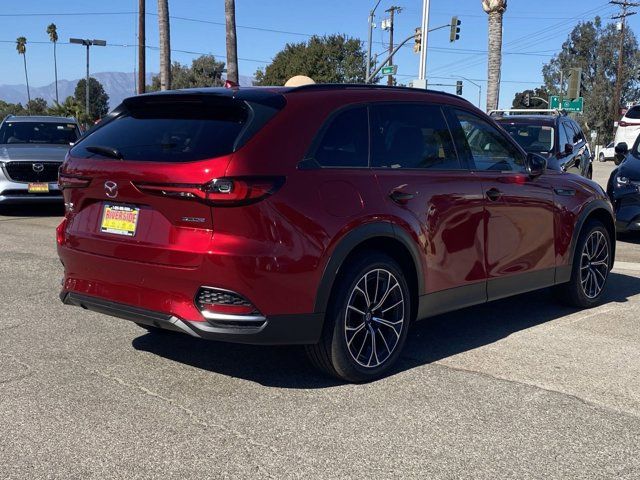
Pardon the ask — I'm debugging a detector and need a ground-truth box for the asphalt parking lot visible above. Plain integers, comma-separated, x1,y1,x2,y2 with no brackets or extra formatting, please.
1,161,639,479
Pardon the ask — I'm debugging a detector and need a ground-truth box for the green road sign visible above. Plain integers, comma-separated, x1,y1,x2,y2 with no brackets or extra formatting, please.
381,65,398,75
550,95,584,113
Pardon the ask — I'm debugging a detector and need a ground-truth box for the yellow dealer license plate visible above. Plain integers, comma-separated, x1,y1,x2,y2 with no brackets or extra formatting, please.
28,182,49,193
100,204,140,237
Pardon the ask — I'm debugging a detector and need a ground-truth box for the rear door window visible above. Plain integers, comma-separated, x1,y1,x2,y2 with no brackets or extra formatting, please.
371,103,461,170
625,106,640,119
313,106,369,168
71,96,250,162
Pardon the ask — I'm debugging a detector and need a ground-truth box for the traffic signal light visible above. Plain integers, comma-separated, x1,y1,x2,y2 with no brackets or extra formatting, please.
413,27,422,53
450,16,461,42
456,81,463,96
524,93,530,107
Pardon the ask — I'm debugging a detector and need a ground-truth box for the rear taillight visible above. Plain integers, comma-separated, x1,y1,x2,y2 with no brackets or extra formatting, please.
59,174,91,189
56,218,68,245
134,176,284,207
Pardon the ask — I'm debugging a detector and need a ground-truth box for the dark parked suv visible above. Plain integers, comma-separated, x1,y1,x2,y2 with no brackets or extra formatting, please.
492,109,593,179
57,85,615,382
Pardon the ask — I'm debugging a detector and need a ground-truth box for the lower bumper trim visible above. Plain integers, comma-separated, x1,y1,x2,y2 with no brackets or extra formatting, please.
60,292,324,345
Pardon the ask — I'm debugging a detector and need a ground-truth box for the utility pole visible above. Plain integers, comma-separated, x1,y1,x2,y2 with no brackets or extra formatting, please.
366,0,383,81
137,0,145,95
70,38,106,125
611,1,639,123
418,0,431,84
385,6,402,86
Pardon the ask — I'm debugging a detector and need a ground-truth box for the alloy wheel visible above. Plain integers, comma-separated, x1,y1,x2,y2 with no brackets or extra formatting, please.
344,269,406,368
580,230,609,299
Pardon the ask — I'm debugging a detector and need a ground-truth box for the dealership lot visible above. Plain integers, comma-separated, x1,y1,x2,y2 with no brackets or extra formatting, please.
1,161,639,479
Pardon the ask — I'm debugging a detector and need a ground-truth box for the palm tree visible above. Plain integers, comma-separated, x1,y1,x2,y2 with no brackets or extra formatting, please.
16,37,31,108
157,0,171,90
482,0,507,112
47,23,59,104
138,0,146,94
224,0,239,84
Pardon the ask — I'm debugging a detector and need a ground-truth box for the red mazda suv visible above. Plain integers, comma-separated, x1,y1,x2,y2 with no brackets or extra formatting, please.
57,84,615,382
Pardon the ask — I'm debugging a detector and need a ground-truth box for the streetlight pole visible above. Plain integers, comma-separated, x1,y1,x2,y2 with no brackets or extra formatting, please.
418,0,431,81
460,76,481,108
70,38,106,125
366,0,383,81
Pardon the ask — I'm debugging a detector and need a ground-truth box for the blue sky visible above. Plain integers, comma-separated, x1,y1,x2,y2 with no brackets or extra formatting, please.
0,0,635,108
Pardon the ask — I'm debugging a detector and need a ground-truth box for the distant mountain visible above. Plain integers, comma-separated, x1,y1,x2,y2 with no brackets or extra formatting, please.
0,72,255,111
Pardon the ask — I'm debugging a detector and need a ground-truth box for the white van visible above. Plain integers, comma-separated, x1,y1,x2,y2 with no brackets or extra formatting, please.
614,105,640,148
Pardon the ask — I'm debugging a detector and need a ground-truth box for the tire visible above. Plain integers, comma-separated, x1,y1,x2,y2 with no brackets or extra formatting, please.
306,252,412,383
554,220,611,308
598,153,606,162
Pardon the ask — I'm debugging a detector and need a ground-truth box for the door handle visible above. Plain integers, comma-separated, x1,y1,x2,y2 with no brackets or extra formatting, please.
389,190,415,204
486,188,502,201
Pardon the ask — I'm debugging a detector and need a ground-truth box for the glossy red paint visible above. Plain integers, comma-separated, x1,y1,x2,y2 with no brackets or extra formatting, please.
57,85,614,344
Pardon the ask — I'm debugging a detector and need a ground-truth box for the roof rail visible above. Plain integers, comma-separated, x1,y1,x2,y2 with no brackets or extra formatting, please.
287,83,472,104
489,108,565,117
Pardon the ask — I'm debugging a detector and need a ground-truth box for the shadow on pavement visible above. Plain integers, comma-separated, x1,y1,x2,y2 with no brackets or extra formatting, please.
132,271,640,388
0,203,64,217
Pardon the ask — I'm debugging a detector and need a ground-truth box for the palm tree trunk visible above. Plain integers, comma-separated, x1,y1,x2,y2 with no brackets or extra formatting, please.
486,10,503,112
53,42,58,104
225,0,239,84
138,0,146,94
158,0,171,90
23,54,31,106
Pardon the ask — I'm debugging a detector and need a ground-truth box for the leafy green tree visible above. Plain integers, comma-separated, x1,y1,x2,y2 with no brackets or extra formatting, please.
48,96,84,120
542,17,640,142
0,100,26,118
26,98,48,115
74,77,109,122
149,55,226,91
512,87,551,109
254,34,368,85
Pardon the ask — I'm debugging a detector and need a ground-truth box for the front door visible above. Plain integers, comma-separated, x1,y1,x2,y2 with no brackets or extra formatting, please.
447,107,556,301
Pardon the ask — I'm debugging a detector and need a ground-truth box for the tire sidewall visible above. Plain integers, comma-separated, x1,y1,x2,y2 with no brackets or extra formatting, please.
327,253,411,382
570,222,611,307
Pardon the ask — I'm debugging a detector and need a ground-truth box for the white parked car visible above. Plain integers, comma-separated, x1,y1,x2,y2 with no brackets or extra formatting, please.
614,105,640,151
598,142,615,162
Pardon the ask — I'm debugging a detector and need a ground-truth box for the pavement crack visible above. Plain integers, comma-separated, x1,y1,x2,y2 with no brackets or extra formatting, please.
93,370,282,478
425,360,640,421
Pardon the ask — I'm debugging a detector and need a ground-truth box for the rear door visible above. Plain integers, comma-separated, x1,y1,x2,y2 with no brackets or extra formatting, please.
447,107,556,301
371,102,487,315
60,94,269,267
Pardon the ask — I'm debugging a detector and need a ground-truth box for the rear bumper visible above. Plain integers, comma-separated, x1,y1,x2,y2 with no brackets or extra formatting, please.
61,291,324,345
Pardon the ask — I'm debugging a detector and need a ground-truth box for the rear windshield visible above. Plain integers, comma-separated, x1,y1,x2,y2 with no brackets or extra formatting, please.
71,96,250,162
500,123,555,154
625,106,640,119
0,121,79,145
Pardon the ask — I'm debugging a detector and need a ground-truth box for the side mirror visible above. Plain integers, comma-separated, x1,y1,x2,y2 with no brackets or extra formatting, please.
564,143,574,155
614,142,628,165
527,153,547,178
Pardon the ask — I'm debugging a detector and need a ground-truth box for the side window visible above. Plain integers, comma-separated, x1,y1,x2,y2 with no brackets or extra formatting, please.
452,109,526,172
561,123,575,146
370,103,461,170
571,122,585,144
313,106,368,168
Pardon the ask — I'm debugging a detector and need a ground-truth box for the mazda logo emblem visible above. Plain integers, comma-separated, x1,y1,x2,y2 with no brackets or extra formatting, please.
104,181,118,198
32,163,44,173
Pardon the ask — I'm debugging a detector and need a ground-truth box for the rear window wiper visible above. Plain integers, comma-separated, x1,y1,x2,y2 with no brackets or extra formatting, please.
85,145,123,160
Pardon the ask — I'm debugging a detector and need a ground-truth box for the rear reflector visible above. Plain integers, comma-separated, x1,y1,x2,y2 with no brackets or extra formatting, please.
134,176,284,207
